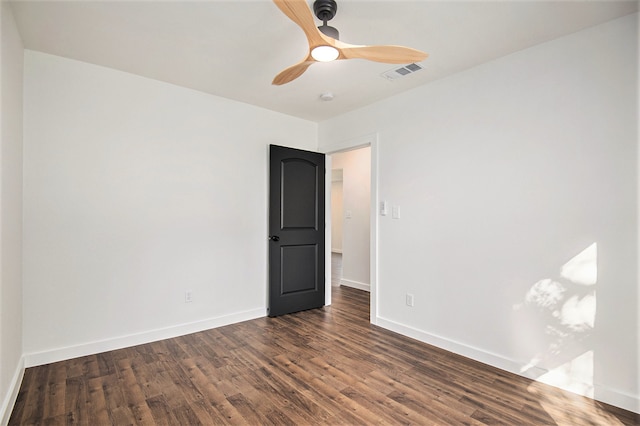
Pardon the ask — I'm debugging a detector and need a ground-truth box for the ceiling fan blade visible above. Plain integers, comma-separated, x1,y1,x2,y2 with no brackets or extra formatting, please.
272,59,315,85
339,44,428,64
273,0,326,47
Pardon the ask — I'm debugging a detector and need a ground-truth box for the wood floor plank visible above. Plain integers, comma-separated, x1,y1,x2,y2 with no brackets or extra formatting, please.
145,394,180,425
119,364,149,407
41,414,66,426
272,356,374,425
182,361,247,424
85,376,111,425
18,366,47,425
8,284,640,425
63,376,88,425
129,402,157,425
42,361,66,419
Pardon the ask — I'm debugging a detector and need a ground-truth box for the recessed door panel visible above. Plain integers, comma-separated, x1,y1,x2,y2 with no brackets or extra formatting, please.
281,159,318,230
281,244,317,295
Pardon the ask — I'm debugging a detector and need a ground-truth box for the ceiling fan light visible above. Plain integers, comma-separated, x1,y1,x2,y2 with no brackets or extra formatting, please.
311,45,339,62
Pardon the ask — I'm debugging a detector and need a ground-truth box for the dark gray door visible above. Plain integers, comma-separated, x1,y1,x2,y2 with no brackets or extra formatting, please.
268,145,325,317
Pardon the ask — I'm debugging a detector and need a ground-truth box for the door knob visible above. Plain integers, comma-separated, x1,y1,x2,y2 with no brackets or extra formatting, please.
269,235,280,242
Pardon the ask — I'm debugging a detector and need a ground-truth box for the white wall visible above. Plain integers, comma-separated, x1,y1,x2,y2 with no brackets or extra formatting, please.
22,51,317,364
319,14,639,413
331,148,371,291
0,2,24,423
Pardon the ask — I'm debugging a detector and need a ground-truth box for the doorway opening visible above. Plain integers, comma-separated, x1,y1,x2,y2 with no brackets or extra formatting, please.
330,168,344,288
327,143,375,319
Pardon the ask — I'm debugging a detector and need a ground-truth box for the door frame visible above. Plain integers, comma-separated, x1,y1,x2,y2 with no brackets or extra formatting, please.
321,133,379,325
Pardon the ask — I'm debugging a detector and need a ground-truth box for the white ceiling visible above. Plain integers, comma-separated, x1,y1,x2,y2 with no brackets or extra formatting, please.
9,0,638,122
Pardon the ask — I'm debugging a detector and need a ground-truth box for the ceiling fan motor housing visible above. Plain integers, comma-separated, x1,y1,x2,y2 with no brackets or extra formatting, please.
313,0,337,22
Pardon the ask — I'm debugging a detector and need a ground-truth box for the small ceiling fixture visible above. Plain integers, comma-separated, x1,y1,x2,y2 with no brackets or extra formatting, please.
319,92,334,101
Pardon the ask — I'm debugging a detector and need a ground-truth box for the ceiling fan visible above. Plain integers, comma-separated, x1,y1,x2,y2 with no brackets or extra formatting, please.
272,0,428,85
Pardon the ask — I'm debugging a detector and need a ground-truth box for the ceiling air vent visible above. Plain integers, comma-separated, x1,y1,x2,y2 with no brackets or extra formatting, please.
381,63,424,81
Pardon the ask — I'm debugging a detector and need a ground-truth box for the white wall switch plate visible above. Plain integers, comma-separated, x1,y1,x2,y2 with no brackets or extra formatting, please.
380,201,388,216
392,206,401,219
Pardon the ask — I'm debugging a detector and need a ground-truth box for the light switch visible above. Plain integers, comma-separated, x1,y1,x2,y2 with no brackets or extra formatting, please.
346,210,352,219
380,201,388,216
392,206,401,219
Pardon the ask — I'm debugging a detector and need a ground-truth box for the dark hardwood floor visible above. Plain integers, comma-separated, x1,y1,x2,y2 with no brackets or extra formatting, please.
10,285,639,425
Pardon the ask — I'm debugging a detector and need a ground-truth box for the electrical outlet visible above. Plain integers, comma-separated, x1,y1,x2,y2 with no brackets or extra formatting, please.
406,293,414,307
185,290,193,303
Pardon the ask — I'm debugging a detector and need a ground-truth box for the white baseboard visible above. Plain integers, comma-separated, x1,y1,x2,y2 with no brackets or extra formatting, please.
375,316,640,415
1,356,25,426
592,385,640,415
376,316,526,376
24,308,265,368
340,278,370,292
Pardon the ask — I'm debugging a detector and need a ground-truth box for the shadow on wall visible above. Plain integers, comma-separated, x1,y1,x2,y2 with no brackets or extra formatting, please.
512,243,636,423
514,243,597,398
